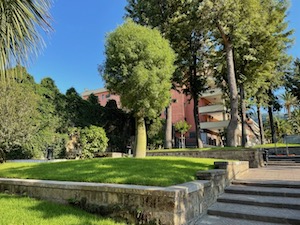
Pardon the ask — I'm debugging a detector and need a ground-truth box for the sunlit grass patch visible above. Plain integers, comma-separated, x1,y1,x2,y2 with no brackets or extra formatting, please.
0,157,220,186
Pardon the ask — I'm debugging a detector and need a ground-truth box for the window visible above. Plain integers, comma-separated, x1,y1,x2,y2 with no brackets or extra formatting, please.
189,132,196,138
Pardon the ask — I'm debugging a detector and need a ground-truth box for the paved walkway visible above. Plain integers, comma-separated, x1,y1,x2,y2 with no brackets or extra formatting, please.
239,165,300,182
6,159,67,163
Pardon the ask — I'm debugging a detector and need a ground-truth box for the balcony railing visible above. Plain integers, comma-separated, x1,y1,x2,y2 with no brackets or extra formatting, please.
199,104,226,114
200,120,230,130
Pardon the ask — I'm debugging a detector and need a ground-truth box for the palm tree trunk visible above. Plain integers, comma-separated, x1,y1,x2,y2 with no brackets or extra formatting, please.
287,106,291,119
164,104,173,149
134,117,147,158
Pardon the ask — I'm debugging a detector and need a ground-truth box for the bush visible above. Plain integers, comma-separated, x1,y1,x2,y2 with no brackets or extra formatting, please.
147,118,165,150
80,126,108,158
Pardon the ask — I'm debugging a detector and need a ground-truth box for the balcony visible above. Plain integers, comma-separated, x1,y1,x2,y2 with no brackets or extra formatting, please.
201,88,222,98
200,120,230,130
199,104,226,114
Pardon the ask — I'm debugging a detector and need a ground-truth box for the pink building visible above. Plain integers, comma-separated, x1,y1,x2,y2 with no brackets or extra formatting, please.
82,88,121,108
82,87,259,147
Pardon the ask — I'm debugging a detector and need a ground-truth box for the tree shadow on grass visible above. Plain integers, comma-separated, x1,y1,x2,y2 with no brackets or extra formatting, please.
0,193,125,225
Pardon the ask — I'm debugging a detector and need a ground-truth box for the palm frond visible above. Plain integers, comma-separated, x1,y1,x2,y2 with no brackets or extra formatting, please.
0,0,52,79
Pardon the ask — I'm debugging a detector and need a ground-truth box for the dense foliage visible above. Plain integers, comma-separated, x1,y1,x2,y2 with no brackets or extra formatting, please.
103,20,176,157
80,126,109,158
0,67,133,161
126,0,293,146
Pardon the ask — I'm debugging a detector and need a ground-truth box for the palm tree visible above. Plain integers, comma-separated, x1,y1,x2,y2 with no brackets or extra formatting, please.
280,92,298,119
0,0,52,78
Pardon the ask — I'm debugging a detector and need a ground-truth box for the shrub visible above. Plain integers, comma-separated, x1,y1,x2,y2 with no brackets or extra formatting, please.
80,126,108,158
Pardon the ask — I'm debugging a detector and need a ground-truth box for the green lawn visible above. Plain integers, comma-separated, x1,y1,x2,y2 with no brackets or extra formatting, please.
253,143,300,148
0,157,219,187
0,193,125,225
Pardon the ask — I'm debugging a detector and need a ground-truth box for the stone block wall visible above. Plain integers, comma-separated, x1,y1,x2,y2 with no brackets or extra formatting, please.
147,149,263,168
0,161,249,225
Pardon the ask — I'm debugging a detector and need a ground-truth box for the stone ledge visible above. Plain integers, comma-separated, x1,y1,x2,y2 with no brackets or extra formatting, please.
0,161,249,225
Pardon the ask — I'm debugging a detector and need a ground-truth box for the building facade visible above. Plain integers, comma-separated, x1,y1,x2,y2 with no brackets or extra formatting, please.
82,87,259,147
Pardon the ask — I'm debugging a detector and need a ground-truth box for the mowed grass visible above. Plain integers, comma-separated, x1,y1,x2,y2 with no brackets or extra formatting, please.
253,143,300,148
0,157,219,186
0,193,125,225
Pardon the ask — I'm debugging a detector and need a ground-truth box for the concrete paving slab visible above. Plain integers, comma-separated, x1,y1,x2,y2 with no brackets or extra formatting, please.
240,166,300,181
193,215,281,225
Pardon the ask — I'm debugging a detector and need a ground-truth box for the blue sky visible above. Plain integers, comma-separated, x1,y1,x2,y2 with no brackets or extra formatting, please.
28,0,300,94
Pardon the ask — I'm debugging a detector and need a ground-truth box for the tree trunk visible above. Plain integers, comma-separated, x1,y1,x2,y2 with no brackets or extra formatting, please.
164,104,173,149
180,133,185,148
257,104,265,145
268,105,276,143
193,97,203,148
224,42,239,146
287,106,291,119
217,23,239,146
134,117,147,158
240,84,247,147
268,89,276,143
192,53,203,148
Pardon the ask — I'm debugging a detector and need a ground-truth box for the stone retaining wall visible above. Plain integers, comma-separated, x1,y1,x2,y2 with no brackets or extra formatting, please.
266,147,300,155
147,149,263,168
0,161,249,225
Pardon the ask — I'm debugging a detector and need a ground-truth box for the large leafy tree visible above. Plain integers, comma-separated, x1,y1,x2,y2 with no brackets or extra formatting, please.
126,0,179,149
0,67,40,159
0,0,52,78
286,58,300,100
28,77,68,158
241,0,293,144
126,0,213,148
199,0,292,146
103,20,175,157
198,0,268,146
65,88,91,127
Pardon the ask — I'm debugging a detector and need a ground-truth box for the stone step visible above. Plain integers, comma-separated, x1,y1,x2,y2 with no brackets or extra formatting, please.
267,162,300,166
194,215,280,225
268,157,300,162
218,193,300,209
268,160,299,163
208,202,300,224
225,185,300,197
232,180,300,189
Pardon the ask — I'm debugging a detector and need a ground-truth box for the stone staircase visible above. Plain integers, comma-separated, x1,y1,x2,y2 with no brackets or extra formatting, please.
197,180,300,224
268,156,300,166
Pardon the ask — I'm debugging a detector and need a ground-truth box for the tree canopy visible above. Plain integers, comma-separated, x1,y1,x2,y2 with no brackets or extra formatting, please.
103,20,176,157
